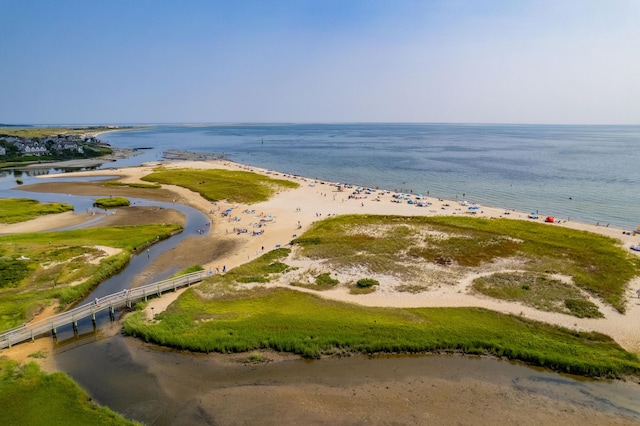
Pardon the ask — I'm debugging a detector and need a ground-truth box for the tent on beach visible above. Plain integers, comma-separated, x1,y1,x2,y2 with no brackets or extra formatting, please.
545,216,555,223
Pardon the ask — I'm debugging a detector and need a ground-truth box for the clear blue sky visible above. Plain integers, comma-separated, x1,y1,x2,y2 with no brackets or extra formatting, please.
1,0,639,124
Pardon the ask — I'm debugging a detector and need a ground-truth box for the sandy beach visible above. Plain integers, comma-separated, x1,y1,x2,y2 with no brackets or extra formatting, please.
7,157,640,358
4,157,640,424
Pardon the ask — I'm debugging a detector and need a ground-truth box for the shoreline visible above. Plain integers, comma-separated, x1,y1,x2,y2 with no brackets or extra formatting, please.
3,156,640,368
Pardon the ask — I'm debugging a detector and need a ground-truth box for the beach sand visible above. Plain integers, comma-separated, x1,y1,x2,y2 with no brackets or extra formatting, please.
4,158,640,424
7,158,640,356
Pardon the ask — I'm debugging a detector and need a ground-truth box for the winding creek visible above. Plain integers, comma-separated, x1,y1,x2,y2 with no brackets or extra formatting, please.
2,164,640,424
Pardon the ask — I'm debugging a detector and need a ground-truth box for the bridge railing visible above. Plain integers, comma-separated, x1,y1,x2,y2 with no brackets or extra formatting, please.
0,269,210,350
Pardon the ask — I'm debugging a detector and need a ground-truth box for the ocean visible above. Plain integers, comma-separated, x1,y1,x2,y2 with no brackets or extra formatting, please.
100,123,640,230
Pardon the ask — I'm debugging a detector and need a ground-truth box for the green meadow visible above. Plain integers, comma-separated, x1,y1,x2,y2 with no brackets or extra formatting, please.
0,357,137,425
0,198,74,224
124,214,640,378
141,167,299,204
124,285,640,378
0,224,181,329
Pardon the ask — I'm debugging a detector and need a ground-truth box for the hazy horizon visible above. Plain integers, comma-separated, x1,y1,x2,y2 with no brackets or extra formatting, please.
2,1,639,125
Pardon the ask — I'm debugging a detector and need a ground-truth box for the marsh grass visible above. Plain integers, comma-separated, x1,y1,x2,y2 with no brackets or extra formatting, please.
0,198,74,224
293,215,640,312
123,287,640,378
0,224,181,329
93,197,130,208
103,182,161,189
219,248,291,284
141,168,299,204
472,272,604,318
0,357,136,425
175,265,204,276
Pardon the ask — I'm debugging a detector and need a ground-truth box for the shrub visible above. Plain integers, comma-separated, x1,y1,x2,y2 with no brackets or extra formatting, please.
357,278,379,288
315,273,339,287
565,299,604,318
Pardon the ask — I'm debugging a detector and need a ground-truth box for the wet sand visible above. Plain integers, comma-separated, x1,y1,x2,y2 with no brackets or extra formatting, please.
54,334,640,426
5,158,640,424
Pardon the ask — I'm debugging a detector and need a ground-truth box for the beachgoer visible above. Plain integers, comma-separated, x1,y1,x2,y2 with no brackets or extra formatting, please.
95,297,99,306
222,265,226,273
637,289,640,298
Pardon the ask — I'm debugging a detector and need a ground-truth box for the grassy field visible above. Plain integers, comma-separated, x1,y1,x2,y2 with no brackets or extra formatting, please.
140,168,299,204
0,126,122,139
120,214,640,377
123,285,640,378
0,198,74,224
0,224,181,329
0,357,137,425
292,215,640,313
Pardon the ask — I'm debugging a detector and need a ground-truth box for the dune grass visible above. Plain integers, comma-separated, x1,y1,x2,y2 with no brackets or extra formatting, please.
123,286,640,378
0,198,74,224
293,215,640,312
0,224,181,329
122,215,640,378
472,272,604,318
140,167,299,204
0,357,137,425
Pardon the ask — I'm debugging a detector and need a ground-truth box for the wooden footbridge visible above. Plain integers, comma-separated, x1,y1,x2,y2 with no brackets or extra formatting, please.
0,269,210,350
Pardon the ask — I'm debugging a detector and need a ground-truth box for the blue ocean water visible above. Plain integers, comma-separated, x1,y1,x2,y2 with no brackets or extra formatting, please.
101,123,640,230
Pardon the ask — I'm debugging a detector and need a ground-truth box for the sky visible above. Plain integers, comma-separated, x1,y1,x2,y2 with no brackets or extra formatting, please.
1,0,639,125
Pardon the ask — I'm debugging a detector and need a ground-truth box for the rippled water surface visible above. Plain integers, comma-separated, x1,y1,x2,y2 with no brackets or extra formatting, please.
102,123,640,229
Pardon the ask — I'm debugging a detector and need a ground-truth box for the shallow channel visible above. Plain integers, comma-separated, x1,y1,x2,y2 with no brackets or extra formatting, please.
3,164,640,424
54,332,640,425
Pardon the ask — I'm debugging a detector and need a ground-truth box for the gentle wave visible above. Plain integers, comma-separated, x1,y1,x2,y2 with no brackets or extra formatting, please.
101,123,640,230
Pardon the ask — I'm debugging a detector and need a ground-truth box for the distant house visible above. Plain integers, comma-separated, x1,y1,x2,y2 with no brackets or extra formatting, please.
0,146,6,156
55,141,79,151
19,140,49,156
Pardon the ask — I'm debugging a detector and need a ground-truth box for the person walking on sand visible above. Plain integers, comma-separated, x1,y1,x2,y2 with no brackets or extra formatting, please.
636,288,640,298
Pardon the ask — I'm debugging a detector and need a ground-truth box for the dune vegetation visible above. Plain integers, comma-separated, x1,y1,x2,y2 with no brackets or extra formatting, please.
123,230,640,378
292,215,640,313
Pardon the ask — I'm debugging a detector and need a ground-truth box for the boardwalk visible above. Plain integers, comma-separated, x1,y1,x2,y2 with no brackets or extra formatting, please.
0,270,209,350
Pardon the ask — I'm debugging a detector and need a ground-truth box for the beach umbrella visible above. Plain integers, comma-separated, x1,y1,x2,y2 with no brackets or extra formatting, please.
225,209,232,213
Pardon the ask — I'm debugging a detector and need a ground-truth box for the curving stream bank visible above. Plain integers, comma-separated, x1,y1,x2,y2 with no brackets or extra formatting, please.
2,163,640,424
